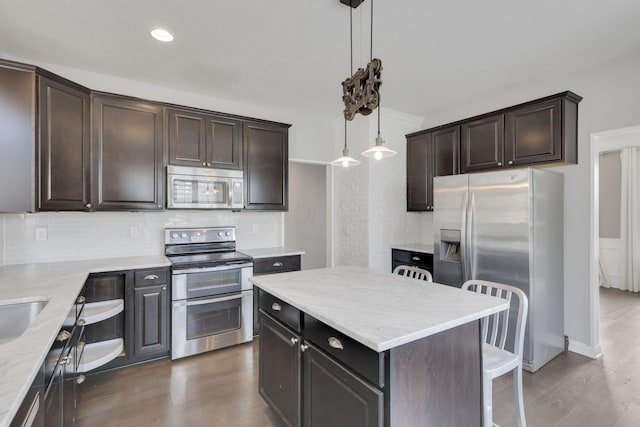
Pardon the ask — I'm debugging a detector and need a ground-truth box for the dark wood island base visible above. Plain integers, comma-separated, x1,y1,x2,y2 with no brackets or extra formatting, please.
258,289,483,427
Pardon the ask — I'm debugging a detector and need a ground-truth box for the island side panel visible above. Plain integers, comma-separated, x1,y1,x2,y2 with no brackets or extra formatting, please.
386,320,482,426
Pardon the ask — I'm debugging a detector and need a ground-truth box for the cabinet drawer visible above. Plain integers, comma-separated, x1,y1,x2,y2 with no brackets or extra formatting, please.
134,269,168,287
303,314,385,388
259,290,301,333
253,255,301,275
392,249,433,269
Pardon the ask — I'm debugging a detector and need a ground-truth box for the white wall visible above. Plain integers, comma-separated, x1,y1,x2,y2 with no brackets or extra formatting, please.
332,109,430,271
419,53,640,354
285,162,327,269
0,211,282,265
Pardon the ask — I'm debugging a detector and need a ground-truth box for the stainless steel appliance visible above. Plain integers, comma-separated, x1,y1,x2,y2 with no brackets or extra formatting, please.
165,227,253,360
166,165,244,209
434,168,563,372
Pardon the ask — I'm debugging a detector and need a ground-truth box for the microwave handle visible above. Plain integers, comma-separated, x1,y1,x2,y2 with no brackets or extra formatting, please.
228,178,233,207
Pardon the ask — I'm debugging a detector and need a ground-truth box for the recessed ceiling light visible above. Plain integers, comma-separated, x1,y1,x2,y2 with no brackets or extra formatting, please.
151,28,174,42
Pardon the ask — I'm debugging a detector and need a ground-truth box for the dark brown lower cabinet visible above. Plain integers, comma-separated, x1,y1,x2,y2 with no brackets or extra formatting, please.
134,283,169,357
258,289,483,426
259,313,301,427
303,344,383,427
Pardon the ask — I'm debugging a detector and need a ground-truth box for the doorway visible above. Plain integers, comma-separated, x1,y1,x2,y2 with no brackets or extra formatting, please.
284,161,331,269
590,125,640,358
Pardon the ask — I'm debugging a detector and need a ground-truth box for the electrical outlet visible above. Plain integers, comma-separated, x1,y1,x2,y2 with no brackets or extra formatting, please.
35,227,48,241
130,226,140,238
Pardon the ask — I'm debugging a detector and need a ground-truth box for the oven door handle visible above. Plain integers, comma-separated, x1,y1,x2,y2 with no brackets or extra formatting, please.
173,290,252,307
172,263,253,274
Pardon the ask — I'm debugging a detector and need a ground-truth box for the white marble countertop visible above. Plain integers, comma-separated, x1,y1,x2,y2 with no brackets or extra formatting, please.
391,243,435,254
239,247,305,259
250,266,508,352
0,256,170,427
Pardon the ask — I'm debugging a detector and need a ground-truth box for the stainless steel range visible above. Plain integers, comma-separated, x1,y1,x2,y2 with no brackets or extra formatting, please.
165,227,253,360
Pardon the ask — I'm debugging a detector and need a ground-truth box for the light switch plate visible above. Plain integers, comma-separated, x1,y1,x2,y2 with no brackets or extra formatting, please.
35,227,48,241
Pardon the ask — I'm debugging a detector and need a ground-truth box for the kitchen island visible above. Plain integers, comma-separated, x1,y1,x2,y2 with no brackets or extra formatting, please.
250,266,509,427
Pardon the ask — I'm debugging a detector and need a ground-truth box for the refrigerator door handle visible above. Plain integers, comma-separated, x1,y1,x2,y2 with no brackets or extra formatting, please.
468,192,475,280
460,191,469,282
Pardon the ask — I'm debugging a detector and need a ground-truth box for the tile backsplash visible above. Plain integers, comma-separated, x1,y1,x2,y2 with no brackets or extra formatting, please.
1,211,283,265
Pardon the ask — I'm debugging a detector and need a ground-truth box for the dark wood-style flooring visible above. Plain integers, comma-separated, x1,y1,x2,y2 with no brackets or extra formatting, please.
77,288,640,427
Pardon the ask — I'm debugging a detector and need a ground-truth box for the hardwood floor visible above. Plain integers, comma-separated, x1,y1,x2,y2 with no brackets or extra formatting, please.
77,288,640,427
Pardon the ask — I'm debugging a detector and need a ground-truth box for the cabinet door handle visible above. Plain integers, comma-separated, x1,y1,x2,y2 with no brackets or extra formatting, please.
202,162,206,166
300,344,309,352
77,296,86,304
56,330,71,342
60,355,72,365
508,160,514,165
76,375,86,385
412,256,421,261
273,262,284,267
497,162,503,166
144,274,159,280
328,337,344,350
77,318,86,326
162,286,167,290
85,203,92,209
77,341,85,351
271,303,282,311
290,337,299,345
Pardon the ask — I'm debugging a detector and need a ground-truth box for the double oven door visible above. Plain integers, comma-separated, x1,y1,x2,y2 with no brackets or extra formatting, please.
171,263,253,360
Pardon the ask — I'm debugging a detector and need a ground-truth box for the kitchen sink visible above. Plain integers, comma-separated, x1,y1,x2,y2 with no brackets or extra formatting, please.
0,299,49,345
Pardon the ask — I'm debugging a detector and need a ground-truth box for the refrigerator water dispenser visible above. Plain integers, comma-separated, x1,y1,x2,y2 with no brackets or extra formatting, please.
439,229,461,262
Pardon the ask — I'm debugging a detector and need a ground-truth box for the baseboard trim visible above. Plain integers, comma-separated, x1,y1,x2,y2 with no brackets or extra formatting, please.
568,339,602,359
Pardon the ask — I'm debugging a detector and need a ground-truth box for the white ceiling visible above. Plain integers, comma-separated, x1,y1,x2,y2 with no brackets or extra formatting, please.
1,0,639,120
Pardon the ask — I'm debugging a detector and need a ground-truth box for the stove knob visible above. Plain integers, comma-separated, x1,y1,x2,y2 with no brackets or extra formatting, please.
225,232,231,237
181,232,188,238
171,233,179,239
218,231,225,237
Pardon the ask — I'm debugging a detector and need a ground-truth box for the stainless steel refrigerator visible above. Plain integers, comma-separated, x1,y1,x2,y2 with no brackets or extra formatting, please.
434,168,563,372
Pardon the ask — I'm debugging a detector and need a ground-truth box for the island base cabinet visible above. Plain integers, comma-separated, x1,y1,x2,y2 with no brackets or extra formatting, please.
303,344,383,427
259,313,301,427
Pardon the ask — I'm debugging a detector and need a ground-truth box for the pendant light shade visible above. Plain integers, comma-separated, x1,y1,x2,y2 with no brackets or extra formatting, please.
331,148,362,168
361,133,396,160
332,120,361,168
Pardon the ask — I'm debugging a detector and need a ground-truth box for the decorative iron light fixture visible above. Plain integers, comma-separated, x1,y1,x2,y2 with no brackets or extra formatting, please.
332,0,395,166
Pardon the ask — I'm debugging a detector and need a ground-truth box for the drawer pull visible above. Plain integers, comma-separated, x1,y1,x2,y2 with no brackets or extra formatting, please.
271,303,282,311
300,344,309,352
290,337,299,345
78,318,86,326
328,337,344,350
60,355,72,366
144,274,159,280
273,262,284,267
412,256,421,261
56,330,71,342
76,375,86,385
77,296,86,304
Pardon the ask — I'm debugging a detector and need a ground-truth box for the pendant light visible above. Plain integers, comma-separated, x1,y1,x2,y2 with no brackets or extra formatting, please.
360,0,396,160
332,3,361,168
331,119,361,167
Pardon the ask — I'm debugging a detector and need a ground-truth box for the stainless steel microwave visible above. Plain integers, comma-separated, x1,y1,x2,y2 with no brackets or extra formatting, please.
167,165,244,209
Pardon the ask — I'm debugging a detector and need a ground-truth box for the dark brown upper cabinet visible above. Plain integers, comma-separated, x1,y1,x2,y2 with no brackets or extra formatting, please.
92,94,164,210
243,121,289,211
0,60,36,213
406,125,459,212
505,98,565,166
432,125,460,177
168,108,242,170
406,133,432,211
460,114,504,173
37,74,91,211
